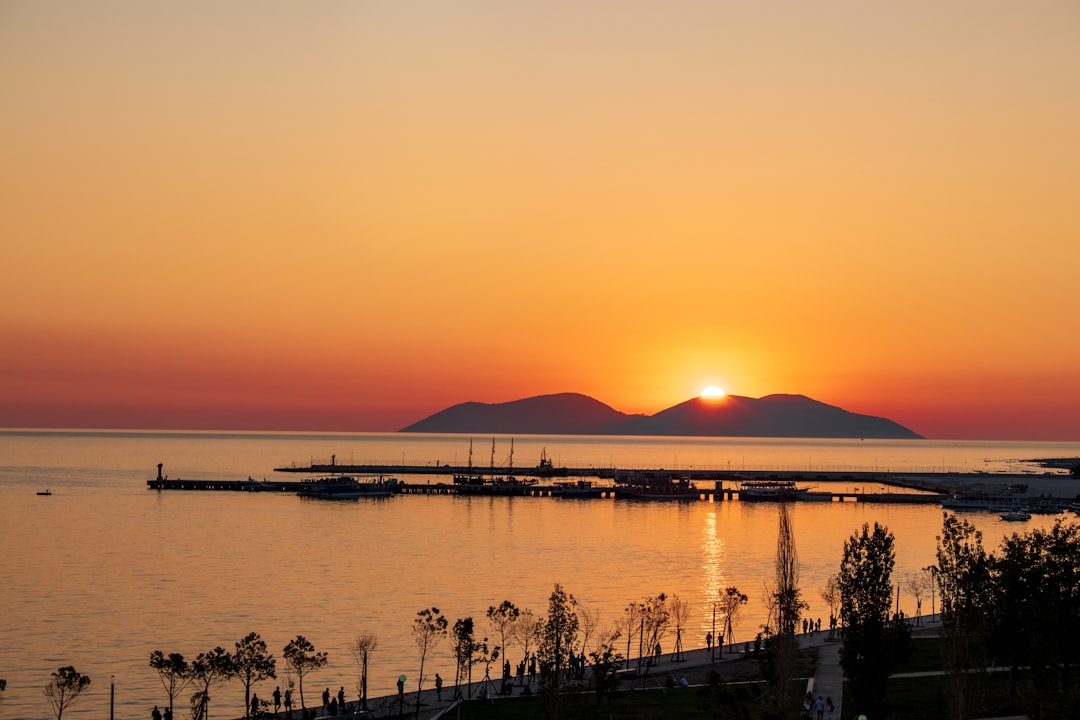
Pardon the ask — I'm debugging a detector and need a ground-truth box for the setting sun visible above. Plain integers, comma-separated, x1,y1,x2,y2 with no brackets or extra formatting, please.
701,386,726,399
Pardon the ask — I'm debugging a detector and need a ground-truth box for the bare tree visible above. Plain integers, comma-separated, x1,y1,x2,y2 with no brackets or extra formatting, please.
904,571,931,626
44,666,91,720
149,651,191,717
349,631,377,710
282,636,327,714
637,593,670,681
575,602,601,657
821,574,841,639
617,601,641,670
669,595,691,661
510,608,538,681
412,608,448,718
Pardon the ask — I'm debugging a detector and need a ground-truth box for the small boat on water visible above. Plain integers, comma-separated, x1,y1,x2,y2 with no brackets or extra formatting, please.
36,490,51,496
296,475,398,500
1000,511,1032,522
614,472,699,501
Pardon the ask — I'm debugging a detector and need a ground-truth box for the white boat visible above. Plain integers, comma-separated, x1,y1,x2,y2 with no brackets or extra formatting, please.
1000,511,1032,522
297,475,398,500
942,484,1028,512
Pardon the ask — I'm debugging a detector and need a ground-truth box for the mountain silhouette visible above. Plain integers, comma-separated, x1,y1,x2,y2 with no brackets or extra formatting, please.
400,392,922,439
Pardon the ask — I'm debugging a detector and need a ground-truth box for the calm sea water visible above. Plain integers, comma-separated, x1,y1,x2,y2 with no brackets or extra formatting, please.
1,431,1077,719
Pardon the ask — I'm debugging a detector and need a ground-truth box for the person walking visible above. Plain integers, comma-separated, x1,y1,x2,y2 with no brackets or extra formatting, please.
152,706,162,720
272,686,281,715
435,673,443,700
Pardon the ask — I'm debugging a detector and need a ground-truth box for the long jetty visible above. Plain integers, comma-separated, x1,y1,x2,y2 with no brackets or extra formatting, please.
142,461,1014,504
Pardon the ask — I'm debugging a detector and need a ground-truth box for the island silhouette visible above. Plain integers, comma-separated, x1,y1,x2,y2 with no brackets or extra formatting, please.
400,392,922,439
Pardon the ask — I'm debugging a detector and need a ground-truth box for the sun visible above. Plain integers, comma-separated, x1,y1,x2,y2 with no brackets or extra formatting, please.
701,385,726,399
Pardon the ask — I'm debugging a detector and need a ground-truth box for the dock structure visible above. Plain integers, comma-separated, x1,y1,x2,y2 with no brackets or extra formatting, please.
147,461,969,504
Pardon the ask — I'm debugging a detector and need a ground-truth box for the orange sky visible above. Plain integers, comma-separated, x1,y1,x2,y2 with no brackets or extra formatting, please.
2,1,1078,440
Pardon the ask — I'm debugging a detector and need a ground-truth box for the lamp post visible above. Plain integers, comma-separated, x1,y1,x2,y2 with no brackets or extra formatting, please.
710,603,717,662
110,675,115,720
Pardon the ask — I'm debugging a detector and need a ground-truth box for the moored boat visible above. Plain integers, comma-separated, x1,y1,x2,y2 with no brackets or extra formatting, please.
296,475,398,500
737,479,814,502
1000,511,1032,522
614,472,699,501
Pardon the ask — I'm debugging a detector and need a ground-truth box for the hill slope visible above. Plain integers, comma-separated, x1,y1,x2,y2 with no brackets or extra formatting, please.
401,392,922,439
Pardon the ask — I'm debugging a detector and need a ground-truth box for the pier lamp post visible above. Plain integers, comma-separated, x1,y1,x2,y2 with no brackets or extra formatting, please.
110,675,114,720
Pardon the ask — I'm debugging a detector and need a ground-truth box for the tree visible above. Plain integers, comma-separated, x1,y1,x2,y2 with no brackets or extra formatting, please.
451,617,482,699
588,629,623,714
189,647,235,720
44,666,91,720
839,522,911,720
510,608,538,678
486,601,519,677
669,595,690,661
761,503,805,717
990,519,1080,718
234,632,276,718
617,601,641,670
282,636,327,714
937,512,991,720
149,651,192,717
412,607,448,718
720,586,749,650
349,631,377,711
904,570,931,626
536,584,580,691
637,593,670,680
820,575,841,639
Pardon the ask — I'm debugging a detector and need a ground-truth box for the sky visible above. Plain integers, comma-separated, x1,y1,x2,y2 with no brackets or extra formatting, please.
2,1,1078,441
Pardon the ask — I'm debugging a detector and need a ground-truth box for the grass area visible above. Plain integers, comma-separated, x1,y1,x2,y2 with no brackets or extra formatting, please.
447,681,786,720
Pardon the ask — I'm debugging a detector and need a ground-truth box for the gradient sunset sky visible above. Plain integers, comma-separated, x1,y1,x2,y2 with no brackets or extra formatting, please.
2,1,1078,440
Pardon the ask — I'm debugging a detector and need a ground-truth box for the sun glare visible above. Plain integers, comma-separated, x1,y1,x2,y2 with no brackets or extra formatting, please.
701,385,726,399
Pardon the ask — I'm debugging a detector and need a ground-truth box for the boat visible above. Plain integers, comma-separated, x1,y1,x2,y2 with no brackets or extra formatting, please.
941,484,1029,512
614,472,700,501
36,490,51,496
550,479,604,499
244,478,275,492
296,475,398,500
533,448,569,478
1000,511,1032,522
737,479,815,502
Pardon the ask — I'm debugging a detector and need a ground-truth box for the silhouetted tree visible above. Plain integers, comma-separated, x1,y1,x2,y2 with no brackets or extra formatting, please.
451,617,480,699
44,666,91,720
762,503,805,717
617,601,642,670
510,607,539,681
720,586,749,649
282,636,326,714
412,608,448,718
637,593,669,682
839,522,911,720
821,574,841,639
189,647,235,720
349,631,377,710
486,600,519,672
669,594,690,661
937,512,991,720
536,584,581,720
990,519,1080,718
234,632,276,719
588,629,623,713
149,651,192,717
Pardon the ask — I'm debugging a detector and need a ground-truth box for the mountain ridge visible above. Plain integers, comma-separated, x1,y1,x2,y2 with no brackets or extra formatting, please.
400,392,923,439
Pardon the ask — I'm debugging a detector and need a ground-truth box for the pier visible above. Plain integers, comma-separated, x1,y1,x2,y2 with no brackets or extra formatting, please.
146,461,979,504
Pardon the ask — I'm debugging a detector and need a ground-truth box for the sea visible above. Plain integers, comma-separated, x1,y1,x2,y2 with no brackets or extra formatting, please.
1,430,1077,719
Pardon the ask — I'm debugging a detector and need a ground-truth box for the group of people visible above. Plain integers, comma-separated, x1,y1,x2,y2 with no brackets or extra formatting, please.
802,692,834,720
